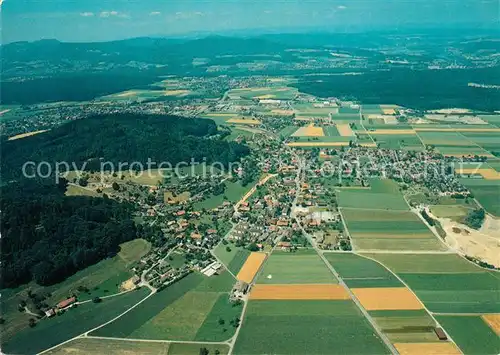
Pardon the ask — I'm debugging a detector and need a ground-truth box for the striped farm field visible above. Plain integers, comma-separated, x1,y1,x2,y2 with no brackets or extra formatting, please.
337,190,409,210
90,272,242,342
226,118,261,125
337,123,355,136
351,287,424,311
456,167,500,180
236,252,267,283
482,314,500,335
324,253,402,288
213,243,250,275
365,253,500,313
370,309,441,343
459,178,500,216
291,124,325,137
341,208,444,251
250,284,350,300
367,129,416,135
394,342,461,355
257,249,337,284
436,315,500,355
233,300,391,354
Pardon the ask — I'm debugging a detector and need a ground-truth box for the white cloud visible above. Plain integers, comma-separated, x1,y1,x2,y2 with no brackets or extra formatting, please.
150,11,161,16
80,12,94,17
337,5,347,10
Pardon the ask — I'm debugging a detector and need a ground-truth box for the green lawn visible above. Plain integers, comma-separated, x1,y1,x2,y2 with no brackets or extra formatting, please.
91,273,204,338
398,272,500,313
352,237,446,252
233,300,390,355
227,249,251,275
436,315,500,355
362,253,485,273
459,178,500,217
2,288,150,355
129,291,220,340
324,253,402,288
194,294,244,341
194,178,258,211
194,271,235,293
337,190,409,210
0,239,150,341
429,205,472,219
256,251,337,284
214,242,246,268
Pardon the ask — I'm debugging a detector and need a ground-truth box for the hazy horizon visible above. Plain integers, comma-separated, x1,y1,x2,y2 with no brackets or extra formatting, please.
2,0,499,44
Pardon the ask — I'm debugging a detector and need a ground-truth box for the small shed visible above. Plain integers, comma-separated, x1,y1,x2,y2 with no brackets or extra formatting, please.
434,327,447,340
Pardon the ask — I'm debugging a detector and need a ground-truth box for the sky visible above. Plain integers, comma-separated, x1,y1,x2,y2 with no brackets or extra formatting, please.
1,0,499,43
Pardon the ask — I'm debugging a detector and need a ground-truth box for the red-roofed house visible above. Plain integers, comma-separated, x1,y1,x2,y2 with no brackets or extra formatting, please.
57,297,76,309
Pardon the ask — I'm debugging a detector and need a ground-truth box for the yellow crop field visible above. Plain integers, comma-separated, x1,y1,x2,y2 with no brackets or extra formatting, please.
352,287,424,311
336,124,355,137
237,252,267,283
116,90,138,97
382,108,397,115
8,130,49,141
394,343,461,355
250,284,350,300
227,118,262,125
163,90,190,96
255,94,276,99
482,314,500,335
291,124,325,137
455,168,500,180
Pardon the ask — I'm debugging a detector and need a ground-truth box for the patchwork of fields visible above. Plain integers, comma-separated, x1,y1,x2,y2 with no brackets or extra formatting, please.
336,179,445,251
364,253,500,315
91,272,243,342
234,248,390,354
2,287,151,354
233,300,390,354
45,338,230,355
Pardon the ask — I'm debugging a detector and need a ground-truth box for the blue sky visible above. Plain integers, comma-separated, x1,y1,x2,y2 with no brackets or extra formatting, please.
2,0,499,43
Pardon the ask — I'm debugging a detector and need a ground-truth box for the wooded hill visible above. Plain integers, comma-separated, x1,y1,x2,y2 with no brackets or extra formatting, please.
0,114,249,288
1,113,250,180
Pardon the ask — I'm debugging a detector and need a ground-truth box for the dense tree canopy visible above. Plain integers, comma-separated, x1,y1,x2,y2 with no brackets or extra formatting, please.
0,179,137,288
1,114,250,179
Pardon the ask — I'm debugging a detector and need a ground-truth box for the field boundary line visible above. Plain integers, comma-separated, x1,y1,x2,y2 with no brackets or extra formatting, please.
38,289,155,355
84,335,229,345
357,253,464,354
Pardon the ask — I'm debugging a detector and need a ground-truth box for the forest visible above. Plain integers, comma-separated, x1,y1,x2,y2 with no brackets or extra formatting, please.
0,114,249,288
1,113,250,179
0,178,137,288
292,67,500,112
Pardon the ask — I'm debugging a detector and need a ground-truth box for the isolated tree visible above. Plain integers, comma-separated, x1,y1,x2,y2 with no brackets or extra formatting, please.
199,347,209,355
